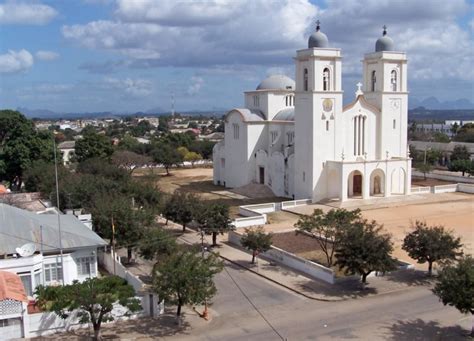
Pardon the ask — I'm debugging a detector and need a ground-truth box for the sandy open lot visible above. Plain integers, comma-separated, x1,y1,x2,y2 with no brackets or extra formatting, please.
134,167,284,217
361,195,473,268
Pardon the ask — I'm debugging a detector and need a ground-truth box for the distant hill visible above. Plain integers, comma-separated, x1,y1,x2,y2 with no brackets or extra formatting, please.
409,97,474,110
409,107,474,123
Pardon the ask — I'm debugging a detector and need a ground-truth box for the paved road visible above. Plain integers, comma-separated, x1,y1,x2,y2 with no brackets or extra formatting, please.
173,262,470,341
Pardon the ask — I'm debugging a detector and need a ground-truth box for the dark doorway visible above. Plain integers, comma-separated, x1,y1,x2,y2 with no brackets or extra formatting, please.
353,174,362,195
259,167,265,184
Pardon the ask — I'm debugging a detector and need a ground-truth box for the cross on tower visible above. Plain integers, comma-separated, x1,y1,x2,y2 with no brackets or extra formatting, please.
316,20,321,31
383,25,387,35
355,82,363,97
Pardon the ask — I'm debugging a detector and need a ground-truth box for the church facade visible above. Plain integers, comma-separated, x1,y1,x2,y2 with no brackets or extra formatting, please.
213,24,412,202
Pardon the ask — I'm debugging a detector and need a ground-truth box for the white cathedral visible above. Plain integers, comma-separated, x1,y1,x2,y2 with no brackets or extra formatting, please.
213,24,412,202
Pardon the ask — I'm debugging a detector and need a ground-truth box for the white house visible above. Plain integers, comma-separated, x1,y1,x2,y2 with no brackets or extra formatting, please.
58,141,75,165
213,24,411,202
0,203,107,298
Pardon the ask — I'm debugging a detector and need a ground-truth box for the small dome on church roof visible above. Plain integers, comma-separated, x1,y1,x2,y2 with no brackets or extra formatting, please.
308,21,329,48
256,75,295,91
273,107,295,121
375,25,394,52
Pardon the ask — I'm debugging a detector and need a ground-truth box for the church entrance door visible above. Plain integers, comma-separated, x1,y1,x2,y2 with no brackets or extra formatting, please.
353,174,362,195
259,167,265,184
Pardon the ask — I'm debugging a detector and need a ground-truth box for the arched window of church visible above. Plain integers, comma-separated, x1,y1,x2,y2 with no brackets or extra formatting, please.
371,71,376,92
323,68,330,91
391,70,397,91
303,68,308,91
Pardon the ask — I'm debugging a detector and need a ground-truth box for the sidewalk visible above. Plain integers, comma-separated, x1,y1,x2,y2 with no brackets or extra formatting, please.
159,218,434,302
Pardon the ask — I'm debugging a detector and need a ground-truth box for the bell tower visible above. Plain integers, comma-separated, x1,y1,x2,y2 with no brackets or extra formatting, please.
294,21,343,201
362,26,408,159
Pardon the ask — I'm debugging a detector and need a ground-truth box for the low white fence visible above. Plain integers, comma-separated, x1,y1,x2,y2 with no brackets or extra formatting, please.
98,250,163,318
228,231,335,284
412,170,474,184
411,186,431,194
432,184,458,194
233,199,311,228
281,199,312,209
458,183,474,193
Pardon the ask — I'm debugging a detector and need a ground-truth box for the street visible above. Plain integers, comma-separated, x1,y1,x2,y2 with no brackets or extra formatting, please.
171,261,469,340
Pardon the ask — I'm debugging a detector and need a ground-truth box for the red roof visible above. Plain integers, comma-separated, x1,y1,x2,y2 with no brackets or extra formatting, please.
0,271,28,302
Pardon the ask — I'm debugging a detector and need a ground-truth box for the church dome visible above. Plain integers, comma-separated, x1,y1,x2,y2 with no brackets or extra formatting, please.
308,21,329,48
256,75,295,91
375,26,394,52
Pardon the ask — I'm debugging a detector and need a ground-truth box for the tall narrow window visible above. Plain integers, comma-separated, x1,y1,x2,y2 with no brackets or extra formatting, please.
391,70,397,91
326,120,329,131
303,68,308,91
353,115,366,156
323,68,330,91
253,95,260,107
232,123,239,139
371,71,376,91
393,119,396,129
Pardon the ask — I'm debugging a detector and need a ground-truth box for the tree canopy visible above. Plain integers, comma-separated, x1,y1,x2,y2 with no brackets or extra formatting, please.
75,132,114,162
35,276,141,340
151,143,183,175
432,256,474,336
402,221,463,275
335,219,396,283
295,208,361,267
152,248,223,317
240,226,273,264
0,110,56,190
450,145,470,162
196,203,234,246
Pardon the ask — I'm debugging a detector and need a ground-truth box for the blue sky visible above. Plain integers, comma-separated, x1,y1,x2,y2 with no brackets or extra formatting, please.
0,0,473,114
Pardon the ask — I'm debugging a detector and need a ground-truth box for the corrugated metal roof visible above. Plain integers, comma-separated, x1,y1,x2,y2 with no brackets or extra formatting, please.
0,204,107,255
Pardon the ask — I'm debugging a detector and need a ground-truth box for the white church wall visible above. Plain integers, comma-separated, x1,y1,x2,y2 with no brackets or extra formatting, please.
223,112,249,188
212,141,225,185
287,153,295,198
268,152,285,197
248,124,267,184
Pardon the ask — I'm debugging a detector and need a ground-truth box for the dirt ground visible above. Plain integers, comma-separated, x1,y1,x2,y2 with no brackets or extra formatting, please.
411,177,455,187
133,167,285,217
361,196,474,269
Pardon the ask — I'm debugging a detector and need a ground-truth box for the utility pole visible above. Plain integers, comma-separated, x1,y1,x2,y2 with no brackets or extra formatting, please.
53,137,65,286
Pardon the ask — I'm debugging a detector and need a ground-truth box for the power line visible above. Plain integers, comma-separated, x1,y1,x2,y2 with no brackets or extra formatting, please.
222,263,286,341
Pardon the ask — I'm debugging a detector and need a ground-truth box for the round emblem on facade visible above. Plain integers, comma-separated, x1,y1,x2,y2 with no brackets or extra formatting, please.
323,99,333,112
391,99,400,109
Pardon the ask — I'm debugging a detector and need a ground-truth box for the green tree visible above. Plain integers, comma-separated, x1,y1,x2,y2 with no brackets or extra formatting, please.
158,116,170,132
240,226,273,264
131,120,152,137
111,150,151,174
432,132,450,143
0,110,56,190
35,276,141,341
454,123,474,143
450,145,470,162
196,203,234,246
335,219,396,284
416,163,432,180
75,132,114,162
151,143,182,175
402,221,463,276
92,194,154,262
189,140,215,160
184,151,202,167
152,248,223,317
137,227,177,261
432,256,474,337
448,159,473,176
295,208,361,267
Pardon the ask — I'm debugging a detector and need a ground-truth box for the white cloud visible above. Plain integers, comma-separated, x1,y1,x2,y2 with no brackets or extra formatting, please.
187,76,204,95
0,49,34,73
36,50,60,61
103,77,153,97
0,2,57,25
62,0,473,86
